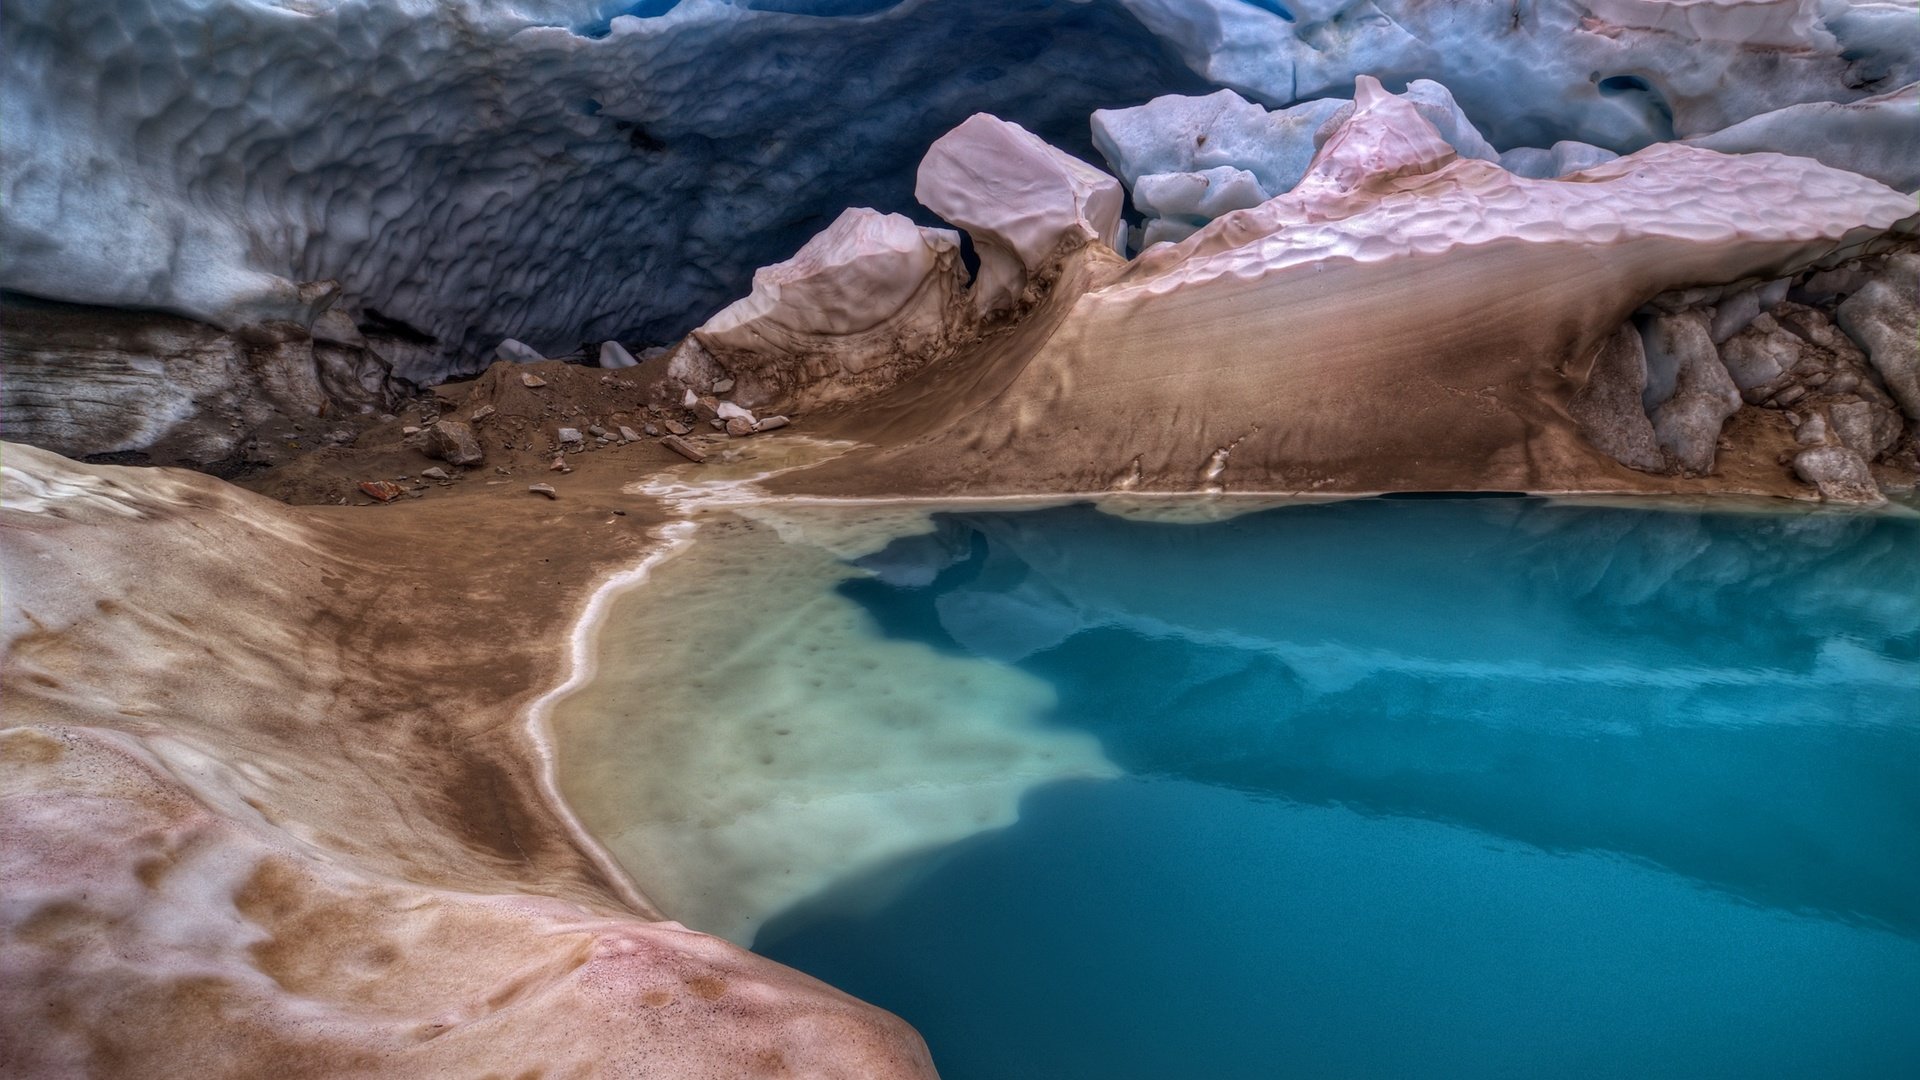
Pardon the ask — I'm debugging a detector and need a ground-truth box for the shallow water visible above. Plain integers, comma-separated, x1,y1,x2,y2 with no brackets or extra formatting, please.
560,496,1920,1078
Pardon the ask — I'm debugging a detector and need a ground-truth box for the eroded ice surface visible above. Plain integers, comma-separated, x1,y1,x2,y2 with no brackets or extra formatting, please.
708,496,1918,1079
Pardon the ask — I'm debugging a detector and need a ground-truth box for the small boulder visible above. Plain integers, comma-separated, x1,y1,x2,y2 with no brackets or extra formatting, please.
1792,446,1884,504
716,401,755,423
690,396,721,422
1836,253,1920,420
599,340,638,369
713,378,735,394
529,483,558,499
725,417,756,437
587,425,607,438
425,421,485,466
497,339,544,364
556,427,584,446
1648,311,1743,474
358,480,404,503
420,466,451,482
660,435,706,463
1827,399,1901,459
1794,414,1830,446
665,419,692,436
619,425,643,442
754,415,791,433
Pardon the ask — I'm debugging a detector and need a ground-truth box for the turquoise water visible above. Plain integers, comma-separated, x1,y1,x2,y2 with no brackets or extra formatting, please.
750,497,1920,1080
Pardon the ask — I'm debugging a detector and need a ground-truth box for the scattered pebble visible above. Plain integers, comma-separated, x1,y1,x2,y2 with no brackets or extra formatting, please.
665,419,692,436
470,405,497,423
619,425,643,441
521,372,548,388
421,467,450,482
528,483,558,499
587,425,607,438
549,455,573,474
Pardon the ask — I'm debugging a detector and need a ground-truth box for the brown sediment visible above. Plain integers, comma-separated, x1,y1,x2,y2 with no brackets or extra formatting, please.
0,437,936,1078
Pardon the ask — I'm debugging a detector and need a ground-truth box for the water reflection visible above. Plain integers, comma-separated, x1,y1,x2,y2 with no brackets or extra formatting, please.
841,498,1920,935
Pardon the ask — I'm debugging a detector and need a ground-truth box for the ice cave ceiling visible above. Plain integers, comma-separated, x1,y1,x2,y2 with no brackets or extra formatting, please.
3,0,1916,381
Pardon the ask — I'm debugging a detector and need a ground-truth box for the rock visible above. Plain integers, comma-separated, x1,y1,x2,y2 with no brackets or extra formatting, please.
915,113,1124,313
420,466,451,482
690,396,721,422
556,427,584,446
1715,314,1802,402
618,426,642,442
712,378,735,394
598,340,638,368
754,415,791,433
642,423,659,437
1836,253,1920,420
665,419,692,436
357,479,404,503
548,455,572,474
1792,446,1884,504
496,339,544,363
469,404,496,423
520,372,547,388
1646,311,1745,475
681,388,699,408
660,434,706,463
587,425,607,438
716,402,755,423
1827,399,1901,459
1569,323,1665,473
402,425,422,435
725,417,756,437
709,419,727,431
528,483,558,499
424,420,485,466
1795,414,1830,446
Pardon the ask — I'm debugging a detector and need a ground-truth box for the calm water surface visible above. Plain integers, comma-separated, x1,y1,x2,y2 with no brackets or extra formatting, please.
742,498,1920,1080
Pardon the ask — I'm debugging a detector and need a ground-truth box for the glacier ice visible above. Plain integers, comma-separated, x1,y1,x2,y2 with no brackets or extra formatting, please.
4,0,1913,385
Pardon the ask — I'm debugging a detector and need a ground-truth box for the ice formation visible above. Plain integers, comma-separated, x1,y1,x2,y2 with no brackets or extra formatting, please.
773,75,1914,497
689,208,969,408
4,0,1913,383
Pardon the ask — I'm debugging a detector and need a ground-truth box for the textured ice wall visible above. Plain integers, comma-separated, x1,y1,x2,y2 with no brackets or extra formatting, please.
2,0,1911,381
0,0,1206,381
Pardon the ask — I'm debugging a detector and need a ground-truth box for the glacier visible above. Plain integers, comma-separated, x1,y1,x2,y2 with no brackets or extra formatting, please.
4,0,1915,384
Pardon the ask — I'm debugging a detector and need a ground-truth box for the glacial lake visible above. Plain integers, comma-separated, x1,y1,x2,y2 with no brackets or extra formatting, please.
552,495,1920,1080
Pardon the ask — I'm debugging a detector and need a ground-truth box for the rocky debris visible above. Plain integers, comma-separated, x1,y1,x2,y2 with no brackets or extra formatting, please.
691,397,721,422
496,339,544,364
1795,414,1830,446
716,402,755,423
1570,324,1665,473
665,419,692,436
713,378,735,394
528,483,558,499
642,423,660,437
1792,446,1884,504
469,404,496,423
598,340,638,369
520,372,547,388
725,417,756,437
549,455,573,474
587,425,607,438
1836,253,1920,420
1827,399,1901,459
661,435,707,463
420,466,451,482
1646,311,1743,474
403,425,422,435
424,420,485,465
755,415,791,433
358,479,404,503
556,427,584,447
618,425,642,441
